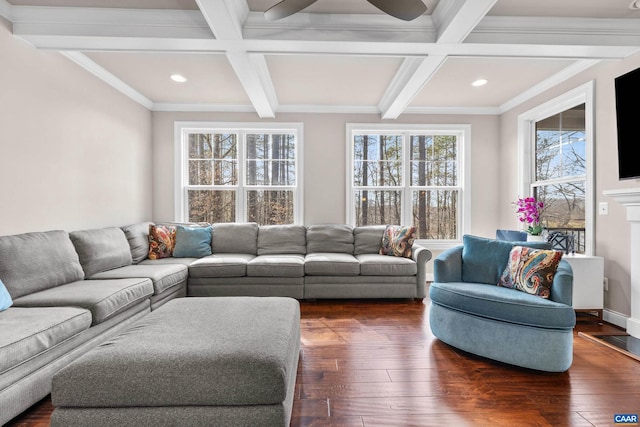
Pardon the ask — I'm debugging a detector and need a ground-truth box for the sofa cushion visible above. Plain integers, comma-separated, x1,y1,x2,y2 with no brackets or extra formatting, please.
379,225,416,258
357,254,417,276
353,225,386,255
257,225,307,255
461,235,551,285
121,222,153,264
70,227,133,277
173,225,213,258
12,278,153,325
304,253,360,276
89,264,188,295
140,257,199,267
0,306,91,375
247,255,305,277
429,281,576,329
148,225,177,260
0,279,12,311
211,222,258,255
498,246,563,298
306,224,354,254
0,230,85,299
189,254,255,278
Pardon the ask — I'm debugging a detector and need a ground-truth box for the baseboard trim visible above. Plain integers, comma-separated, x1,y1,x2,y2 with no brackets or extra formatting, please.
603,309,628,330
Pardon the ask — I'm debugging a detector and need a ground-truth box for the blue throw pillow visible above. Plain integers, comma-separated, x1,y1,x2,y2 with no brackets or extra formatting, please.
0,279,13,311
172,225,213,258
461,235,551,285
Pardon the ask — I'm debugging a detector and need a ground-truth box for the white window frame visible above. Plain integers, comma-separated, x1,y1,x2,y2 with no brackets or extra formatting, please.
517,81,595,255
346,123,471,250
174,121,304,225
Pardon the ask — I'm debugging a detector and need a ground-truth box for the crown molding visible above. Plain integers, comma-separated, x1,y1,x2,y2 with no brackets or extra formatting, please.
403,106,501,115
153,103,255,113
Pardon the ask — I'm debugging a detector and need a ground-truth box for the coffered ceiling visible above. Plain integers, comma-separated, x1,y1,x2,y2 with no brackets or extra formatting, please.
2,0,639,118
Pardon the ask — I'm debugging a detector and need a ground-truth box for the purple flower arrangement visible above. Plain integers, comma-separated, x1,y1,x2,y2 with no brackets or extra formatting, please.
513,197,544,235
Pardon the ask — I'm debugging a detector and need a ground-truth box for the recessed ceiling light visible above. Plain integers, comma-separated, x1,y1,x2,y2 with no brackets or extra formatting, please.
472,79,488,87
630,0,640,9
170,74,187,83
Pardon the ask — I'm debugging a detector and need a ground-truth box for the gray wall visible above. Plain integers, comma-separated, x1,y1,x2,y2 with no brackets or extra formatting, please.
499,51,640,318
0,17,153,236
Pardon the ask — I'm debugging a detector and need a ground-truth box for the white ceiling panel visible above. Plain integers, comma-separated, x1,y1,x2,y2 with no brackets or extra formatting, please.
410,57,575,108
267,55,403,106
84,52,251,105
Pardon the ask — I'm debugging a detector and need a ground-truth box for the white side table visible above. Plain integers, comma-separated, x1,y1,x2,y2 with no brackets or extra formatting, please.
562,254,604,321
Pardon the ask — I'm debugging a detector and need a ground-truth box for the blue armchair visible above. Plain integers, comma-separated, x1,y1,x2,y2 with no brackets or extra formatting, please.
428,235,576,372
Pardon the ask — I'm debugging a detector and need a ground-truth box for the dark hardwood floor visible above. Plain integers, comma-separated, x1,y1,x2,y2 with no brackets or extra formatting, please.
7,299,640,427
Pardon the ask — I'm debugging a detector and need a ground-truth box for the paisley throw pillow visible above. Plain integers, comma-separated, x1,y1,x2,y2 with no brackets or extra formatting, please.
379,225,416,258
148,224,176,260
498,246,563,298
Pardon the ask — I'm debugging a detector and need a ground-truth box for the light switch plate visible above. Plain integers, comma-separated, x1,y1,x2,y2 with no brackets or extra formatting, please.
599,202,609,215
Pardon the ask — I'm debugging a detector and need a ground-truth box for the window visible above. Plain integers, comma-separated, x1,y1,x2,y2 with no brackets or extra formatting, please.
347,124,470,246
518,82,594,254
175,122,303,225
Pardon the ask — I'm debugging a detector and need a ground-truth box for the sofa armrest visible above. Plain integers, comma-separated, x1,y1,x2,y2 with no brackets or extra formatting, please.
433,246,463,283
412,244,432,298
550,259,573,306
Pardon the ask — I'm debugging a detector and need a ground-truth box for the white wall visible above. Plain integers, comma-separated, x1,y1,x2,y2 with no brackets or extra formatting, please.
499,52,640,318
152,111,500,237
0,17,153,235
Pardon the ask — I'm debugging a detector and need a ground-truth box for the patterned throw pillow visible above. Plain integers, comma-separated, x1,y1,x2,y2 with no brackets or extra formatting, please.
498,246,563,298
379,225,417,258
148,225,177,260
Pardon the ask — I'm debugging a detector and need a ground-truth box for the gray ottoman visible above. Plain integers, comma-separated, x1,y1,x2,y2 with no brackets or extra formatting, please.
50,297,301,427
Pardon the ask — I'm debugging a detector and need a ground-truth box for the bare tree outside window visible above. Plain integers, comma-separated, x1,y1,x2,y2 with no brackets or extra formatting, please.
352,130,461,240
181,127,299,225
187,133,237,223
534,104,586,252
410,135,458,239
246,133,296,225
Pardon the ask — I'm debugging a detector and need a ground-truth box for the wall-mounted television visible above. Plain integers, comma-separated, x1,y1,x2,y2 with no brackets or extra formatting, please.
614,66,640,180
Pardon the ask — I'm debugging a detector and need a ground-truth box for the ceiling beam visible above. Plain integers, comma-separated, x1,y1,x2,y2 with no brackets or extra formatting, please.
432,0,498,43
196,0,277,118
379,0,498,119
61,51,153,109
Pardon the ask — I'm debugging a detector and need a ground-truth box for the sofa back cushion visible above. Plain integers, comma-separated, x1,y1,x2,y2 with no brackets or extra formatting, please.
70,227,133,277
306,224,354,254
257,225,307,255
353,225,386,255
461,234,550,285
212,222,258,255
121,222,153,264
0,230,85,299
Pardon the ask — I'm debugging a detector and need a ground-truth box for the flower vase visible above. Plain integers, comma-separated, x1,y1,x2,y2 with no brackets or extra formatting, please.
526,234,546,242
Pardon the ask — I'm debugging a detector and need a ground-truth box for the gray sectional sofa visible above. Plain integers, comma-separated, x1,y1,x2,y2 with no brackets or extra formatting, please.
0,221,431,425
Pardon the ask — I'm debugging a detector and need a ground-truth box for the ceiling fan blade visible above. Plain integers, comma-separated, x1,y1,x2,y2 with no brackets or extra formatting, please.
265,0,319,21
366,0,427,21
